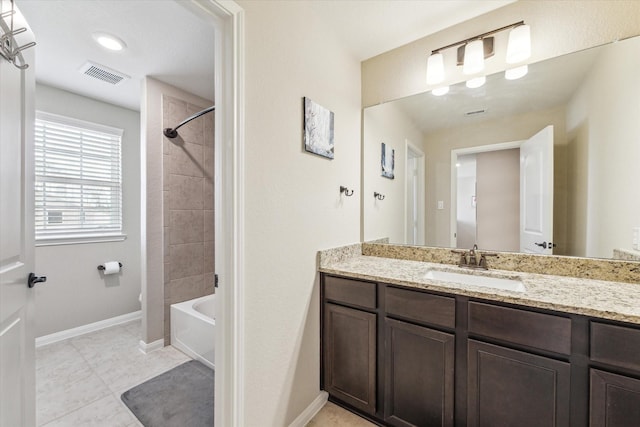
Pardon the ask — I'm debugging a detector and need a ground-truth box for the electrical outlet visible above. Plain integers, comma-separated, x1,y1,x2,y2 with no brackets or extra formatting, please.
633,227,640,250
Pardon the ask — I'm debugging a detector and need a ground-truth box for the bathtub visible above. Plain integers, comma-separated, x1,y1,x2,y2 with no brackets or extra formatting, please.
171,294,215,370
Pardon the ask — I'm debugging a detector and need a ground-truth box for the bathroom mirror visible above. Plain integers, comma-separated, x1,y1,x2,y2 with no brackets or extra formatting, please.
363,35,640,260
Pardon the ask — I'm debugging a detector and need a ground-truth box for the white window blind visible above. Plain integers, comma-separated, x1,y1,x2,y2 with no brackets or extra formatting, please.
35,111,123,242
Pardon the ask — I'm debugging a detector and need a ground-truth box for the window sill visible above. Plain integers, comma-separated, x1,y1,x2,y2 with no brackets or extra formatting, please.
35,233,127,247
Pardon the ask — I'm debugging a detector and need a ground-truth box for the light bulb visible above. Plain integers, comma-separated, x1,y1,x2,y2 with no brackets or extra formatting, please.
506,24,531,64
426,53,444,85
463,39,484,75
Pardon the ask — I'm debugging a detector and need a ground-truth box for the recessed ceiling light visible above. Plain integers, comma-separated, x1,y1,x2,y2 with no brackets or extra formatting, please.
92,32,127,51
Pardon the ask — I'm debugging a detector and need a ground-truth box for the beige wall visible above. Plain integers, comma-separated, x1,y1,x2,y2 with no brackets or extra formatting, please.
476,148,519,252
423,106,567,249
162,95,215,344
237,0,361,425
363,101,424,243
565,36,640,258
362,1,640,107
142,77,213,345
34,84,141,337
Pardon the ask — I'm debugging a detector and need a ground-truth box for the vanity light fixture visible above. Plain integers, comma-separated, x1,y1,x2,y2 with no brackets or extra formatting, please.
426,52,445,85
92,32,127,51
463,39,485,75
506,24,531,64
426,21,530,94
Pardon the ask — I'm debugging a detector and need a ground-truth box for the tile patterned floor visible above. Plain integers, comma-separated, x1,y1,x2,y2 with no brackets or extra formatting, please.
37,321,373,426
35,320,190,426
308,402,377,426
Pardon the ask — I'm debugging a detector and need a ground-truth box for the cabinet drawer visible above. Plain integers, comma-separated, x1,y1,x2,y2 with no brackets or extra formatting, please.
324,275,377,309
468,302,572,355
385,287,455,329
591,322,640,372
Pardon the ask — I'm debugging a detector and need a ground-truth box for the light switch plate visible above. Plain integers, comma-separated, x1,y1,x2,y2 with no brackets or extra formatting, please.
437,201,444,210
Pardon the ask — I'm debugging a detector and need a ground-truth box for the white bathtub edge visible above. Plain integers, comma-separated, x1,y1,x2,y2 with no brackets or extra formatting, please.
138,338,165,354
36,310,142,348
288,391,329,427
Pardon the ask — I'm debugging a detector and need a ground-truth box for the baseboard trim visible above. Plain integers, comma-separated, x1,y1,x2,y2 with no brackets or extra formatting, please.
36,310,142,348
288,391,329,427
138,338,165,354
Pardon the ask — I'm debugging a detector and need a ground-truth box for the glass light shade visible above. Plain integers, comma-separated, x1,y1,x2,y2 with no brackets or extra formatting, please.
92,32,126,51
426,53,445,85
463,39,484,75
432,86,449,96
505,65,528,80
506,24,531,64
466,76,486,89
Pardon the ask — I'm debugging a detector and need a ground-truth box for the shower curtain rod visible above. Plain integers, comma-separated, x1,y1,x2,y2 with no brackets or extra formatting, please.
163,105,215,139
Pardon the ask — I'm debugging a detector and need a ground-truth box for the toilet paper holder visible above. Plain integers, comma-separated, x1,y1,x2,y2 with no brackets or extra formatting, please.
97,262,123,271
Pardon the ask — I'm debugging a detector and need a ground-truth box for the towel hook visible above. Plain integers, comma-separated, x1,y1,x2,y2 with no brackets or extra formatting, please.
0,1,36,70
340,186,354,197
374,192,385,200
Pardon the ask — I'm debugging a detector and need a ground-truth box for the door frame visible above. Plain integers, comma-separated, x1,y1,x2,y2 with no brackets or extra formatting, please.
449,140,522,248
182,1,245,425
404,140,425,245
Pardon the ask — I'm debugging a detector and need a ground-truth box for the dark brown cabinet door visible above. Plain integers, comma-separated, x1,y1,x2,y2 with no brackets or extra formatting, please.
590,369,640,427
384,318,455,427
323,303,377,415
467,340,571,427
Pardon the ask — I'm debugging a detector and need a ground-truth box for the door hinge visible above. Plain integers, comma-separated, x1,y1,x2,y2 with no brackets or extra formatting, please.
214,274,219,288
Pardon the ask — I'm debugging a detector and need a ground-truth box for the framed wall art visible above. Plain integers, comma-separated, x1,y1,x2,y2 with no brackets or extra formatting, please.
381,142,394,179
303,97,334,159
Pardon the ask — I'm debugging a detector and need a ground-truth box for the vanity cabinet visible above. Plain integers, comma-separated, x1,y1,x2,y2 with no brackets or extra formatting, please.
384,318,454,427
467,340,571,426
322,276,377,415
384,287,456,426
467,302,572,427
589,322,640,426
320,272,640,426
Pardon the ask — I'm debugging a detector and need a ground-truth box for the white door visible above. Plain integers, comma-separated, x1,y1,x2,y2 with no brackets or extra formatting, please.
0,2,37,425
405,142,425,245
520,125,554,254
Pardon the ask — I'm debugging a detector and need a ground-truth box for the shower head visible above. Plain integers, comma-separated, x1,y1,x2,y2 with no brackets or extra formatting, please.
164,105,215,139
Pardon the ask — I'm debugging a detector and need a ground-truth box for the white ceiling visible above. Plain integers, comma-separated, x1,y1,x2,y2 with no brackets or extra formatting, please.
16,0,216,111
15,0,514,112
310,0,515,61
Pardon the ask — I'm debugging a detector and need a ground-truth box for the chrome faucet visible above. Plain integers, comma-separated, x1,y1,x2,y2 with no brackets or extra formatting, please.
451,244,498,270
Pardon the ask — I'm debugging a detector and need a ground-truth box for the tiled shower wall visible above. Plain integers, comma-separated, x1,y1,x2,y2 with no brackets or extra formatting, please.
162,95,215,344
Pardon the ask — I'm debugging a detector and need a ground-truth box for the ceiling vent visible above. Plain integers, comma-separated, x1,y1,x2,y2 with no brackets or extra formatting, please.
465,109,486,116
79,61,130,85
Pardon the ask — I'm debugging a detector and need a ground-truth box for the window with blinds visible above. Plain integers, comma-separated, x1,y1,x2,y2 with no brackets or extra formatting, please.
35,111,124,242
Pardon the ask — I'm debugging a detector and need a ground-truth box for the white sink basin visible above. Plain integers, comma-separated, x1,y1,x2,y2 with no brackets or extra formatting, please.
424,269,526,293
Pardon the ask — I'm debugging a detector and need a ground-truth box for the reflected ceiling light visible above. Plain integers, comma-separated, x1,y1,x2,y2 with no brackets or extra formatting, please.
466,76,486,89
505,65,528,80
426,52,445,85
463,39,485,75
432,86,450,96
425,21,529,90
92,32,127,51
506,24,531,64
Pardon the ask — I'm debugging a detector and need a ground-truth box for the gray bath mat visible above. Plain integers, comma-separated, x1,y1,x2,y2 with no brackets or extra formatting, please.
121,360,214,427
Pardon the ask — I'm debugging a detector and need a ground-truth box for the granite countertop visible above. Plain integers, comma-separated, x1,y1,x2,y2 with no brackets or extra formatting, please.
319,254,640,325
